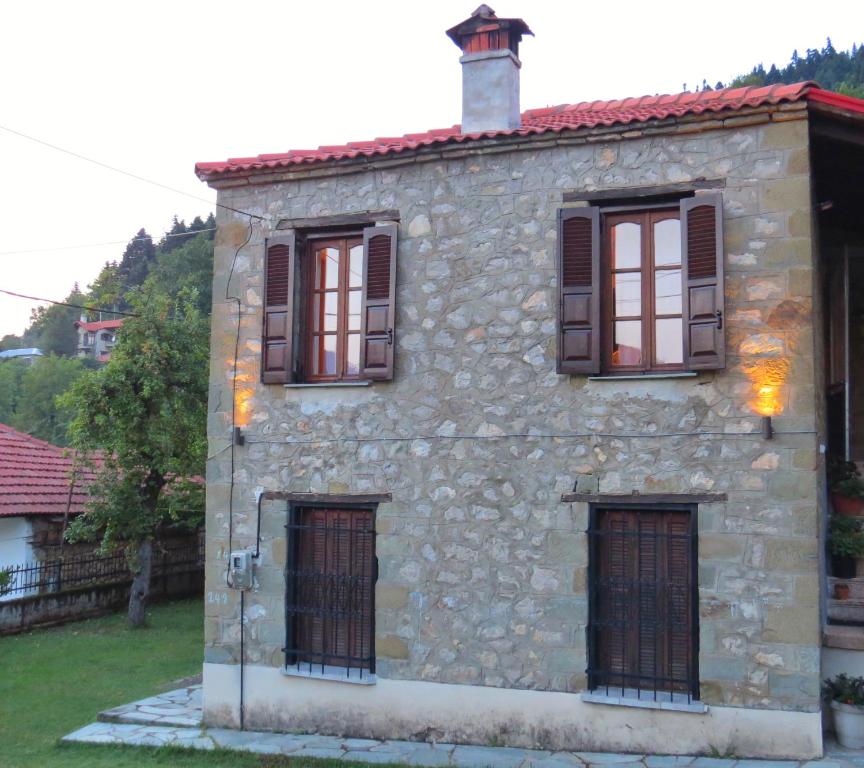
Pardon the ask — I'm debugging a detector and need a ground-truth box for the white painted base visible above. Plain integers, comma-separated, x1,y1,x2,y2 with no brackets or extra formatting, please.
823,645,864,679
202,663,823,759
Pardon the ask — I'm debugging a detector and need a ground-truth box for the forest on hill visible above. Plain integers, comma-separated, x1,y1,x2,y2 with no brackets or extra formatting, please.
698,39,864,97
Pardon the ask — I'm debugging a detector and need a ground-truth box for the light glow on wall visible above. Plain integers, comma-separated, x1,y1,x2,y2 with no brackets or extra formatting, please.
230,357,256,428
743,357,790,417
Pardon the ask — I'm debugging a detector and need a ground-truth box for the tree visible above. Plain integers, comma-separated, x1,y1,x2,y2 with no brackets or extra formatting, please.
145,231,215,316
62,289,208,626
11,355,87,445
0,334,24,352
117,229,156,302
27,285,87,356
0,360,27,424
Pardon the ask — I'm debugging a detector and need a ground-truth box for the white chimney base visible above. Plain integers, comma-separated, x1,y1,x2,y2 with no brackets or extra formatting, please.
460,49,522,134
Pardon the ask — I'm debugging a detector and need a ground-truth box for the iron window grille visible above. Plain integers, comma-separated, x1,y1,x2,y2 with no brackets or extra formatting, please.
283,503,377,680
587,503,699,703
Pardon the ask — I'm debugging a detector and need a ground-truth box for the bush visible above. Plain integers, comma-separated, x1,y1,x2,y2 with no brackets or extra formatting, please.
829,515,864,558
825,674,864,706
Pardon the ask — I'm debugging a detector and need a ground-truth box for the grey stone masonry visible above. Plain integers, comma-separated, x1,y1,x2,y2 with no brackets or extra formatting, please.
204,113,821,713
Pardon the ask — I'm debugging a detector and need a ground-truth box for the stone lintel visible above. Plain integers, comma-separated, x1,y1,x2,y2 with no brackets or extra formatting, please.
561,492,728,504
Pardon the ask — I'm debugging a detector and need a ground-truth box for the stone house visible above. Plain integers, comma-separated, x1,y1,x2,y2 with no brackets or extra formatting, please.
195,7,864,759
75,316,122,363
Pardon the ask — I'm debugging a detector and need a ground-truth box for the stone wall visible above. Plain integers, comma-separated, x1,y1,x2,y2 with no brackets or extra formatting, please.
204,113,822,717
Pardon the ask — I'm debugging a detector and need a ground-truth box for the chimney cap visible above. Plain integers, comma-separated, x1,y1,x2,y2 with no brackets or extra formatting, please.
446,6,533,53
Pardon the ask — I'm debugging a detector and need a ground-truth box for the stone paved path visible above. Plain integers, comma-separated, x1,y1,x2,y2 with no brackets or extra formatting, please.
63,685,864,768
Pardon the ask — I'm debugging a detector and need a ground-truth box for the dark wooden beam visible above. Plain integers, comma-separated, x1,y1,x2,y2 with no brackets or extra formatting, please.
561,492,727,504
811,118,864,150
563,179,725,204
276,210,400,231
261,491,392,504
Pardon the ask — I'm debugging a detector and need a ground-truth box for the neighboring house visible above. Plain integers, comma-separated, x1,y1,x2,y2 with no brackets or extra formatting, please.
194,7,864,759
0,424,96,599
74,316,122,362
0,347,43,365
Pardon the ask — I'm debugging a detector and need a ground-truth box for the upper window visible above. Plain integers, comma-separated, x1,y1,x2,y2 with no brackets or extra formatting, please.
262,223,398,384
605,210,683,372
557,193,725,376
306,238,364,381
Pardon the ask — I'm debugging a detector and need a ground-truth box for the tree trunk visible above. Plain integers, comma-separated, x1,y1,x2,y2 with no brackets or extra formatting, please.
128,539,153,627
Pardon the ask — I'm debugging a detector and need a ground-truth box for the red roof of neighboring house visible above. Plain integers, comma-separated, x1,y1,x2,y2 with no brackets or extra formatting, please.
196,82,864,180
0,424,97,518
75,319,123,332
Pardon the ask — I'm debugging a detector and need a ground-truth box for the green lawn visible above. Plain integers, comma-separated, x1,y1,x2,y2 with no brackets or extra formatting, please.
0,599,404,768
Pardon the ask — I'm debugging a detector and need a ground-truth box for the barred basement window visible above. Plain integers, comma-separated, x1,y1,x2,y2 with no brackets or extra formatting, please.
587,505,699,703
284,505,376,680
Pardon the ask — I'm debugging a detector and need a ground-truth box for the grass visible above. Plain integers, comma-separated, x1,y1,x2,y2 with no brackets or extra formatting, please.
0,599,407,768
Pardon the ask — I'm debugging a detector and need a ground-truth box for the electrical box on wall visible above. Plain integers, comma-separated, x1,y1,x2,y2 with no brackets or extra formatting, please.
229,550,253,590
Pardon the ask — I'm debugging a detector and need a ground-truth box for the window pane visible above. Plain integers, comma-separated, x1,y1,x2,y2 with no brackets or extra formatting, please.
312,334,338,376
346,333,360,375
655,318,684,365
313,292,339,332
613,320,642,366
349,244,363,288
614,273,641,317
654,269,682,315
315,247,341,290
348,290,361,331
654,219,681,266
612,222,641,269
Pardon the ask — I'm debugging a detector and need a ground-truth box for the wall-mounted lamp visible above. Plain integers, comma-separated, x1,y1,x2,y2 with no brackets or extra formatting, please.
761,415,774,440
233,426,245,446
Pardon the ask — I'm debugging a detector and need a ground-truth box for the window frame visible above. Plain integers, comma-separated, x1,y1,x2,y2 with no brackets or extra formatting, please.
602,205,685,374
302,234,365,383
587,502,700,702
284,501,378,680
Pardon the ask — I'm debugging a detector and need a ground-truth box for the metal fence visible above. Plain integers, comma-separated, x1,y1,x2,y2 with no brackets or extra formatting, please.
0,541,204,598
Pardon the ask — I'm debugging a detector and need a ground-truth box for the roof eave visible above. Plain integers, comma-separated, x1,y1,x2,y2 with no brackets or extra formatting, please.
197,101,811,188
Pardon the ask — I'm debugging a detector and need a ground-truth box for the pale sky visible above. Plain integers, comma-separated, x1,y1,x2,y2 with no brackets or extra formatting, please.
1,0,861,338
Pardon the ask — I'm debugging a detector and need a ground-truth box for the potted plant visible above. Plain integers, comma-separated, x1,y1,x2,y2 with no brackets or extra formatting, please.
828,515,864,578
836,582,852,600
829,457,864,516
824,674,864,747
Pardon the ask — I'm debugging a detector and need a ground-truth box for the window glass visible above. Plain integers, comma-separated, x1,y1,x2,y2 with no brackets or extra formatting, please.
612,222,640,269
654,219,681,266
654,269,682,315
614,273,641,317
315,247,341,290
349,245,363,288
312,334,337,376
655,318,684,365
613,320,642,366
346,334,360,375
348,291,361,331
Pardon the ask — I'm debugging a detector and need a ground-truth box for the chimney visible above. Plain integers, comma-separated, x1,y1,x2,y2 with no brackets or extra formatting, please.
447,5,533,134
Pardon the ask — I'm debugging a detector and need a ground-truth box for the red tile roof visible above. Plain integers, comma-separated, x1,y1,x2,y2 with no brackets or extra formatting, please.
196,82,864,180
0,424,97,518
75,319,123,332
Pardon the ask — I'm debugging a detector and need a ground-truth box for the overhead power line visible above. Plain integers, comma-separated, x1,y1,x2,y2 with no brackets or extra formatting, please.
0,228,216,257
0,123,265,221
0,288,137,317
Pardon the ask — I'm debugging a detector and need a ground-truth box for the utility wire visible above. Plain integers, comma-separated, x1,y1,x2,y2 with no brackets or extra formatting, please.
0,123,265,221
0,228,216,257
0,288,138,317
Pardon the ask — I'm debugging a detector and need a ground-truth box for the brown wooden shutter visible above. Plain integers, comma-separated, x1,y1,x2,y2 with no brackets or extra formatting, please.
262,232,297,384
360,224,397,380
557,207,600,374
681,194,725,370
664,513,694,694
